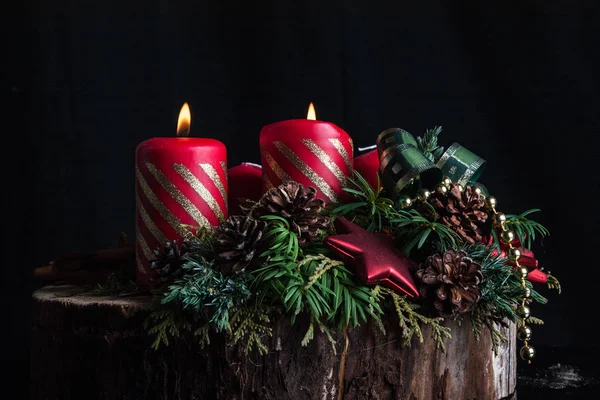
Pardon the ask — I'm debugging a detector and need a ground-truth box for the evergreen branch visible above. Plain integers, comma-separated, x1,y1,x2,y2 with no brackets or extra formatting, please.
260,215,300,261
467,245,548,353
330,170,397,232
144,305,194,350
315,317,338,355
527,316,545,325
505,209,550,249
390,207,462,256
193,324,211,349
80,273,137,297
302,255,343,291
379,287,451,351
228,305,272,355
547,274,562,294
162,253,253,332
416,126,445,163
301,317,315,347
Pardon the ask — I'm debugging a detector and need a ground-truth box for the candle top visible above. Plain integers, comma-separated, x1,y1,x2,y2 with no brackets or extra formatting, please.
260,119,349,141
137,137,226,151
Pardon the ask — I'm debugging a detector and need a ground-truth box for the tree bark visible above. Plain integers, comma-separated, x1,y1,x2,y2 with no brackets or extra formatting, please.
31,285,516,400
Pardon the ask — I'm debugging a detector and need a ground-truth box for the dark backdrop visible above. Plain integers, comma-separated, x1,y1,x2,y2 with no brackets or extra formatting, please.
4,0,600,396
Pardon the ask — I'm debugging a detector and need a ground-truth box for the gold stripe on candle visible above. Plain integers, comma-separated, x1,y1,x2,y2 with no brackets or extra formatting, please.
136,225,156,262
136,165,201,236
328,138,353,170
262,148,291,183
220,161,228,184
264,174,275,190
172,163,226,223
273,141,338,202
200,163,228,212
302,139,348,186
135,247,147,274
136,192,167,246
145,163,214,229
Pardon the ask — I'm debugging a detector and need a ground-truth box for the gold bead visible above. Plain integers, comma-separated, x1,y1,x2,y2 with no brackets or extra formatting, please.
417,189,431,201
485,196,497,209
523,287,531,298
437,185,449,195
516,305,530,319
518,267,529,278
441,176,453,188
508,247,521,261
520,345,536,361
500,230,515,244
495,212,507,225
517,325,532,341
474,186,483,196
458,184,464,192
400,198,413,209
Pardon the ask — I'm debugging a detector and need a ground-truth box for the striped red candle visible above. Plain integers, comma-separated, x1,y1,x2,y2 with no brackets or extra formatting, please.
259,103,354,203
135,103,228,286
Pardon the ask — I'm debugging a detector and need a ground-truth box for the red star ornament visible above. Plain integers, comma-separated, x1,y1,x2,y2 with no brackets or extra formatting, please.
324,218,419,298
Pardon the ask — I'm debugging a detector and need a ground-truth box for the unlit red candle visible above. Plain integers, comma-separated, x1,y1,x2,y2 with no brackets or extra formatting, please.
353,148,380,191
228,162,263,215
135,104,228,286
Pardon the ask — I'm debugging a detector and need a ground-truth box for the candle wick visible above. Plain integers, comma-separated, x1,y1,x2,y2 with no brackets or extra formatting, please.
358,144,377,152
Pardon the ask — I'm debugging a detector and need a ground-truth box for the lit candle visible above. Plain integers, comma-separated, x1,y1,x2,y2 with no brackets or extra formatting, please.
135,103,228,286
259,102,354,202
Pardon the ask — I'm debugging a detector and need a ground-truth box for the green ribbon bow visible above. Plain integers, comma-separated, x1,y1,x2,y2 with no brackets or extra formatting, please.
376,128,486,199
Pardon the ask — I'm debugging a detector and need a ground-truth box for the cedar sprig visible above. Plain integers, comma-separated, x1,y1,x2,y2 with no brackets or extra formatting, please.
379,286,451,351
547,274,562,293
331,171,397,232
144,304,194,350
416,126,445,163
504,209,550,249
390,205,462,256
228,305,272,355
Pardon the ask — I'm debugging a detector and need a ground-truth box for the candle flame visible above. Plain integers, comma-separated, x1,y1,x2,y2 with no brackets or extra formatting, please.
306,102,316,120
177,102,191,137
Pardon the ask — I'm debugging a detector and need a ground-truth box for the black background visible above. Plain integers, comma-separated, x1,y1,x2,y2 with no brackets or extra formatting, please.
4,0,600,397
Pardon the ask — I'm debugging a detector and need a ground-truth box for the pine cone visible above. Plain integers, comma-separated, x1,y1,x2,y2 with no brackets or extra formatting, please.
214,215,268,274
415,249,483,317
252,181,330,245
149,239,190,282
426,183,489,244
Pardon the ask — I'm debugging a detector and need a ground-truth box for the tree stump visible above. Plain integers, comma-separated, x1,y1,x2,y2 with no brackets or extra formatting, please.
31,285,517,400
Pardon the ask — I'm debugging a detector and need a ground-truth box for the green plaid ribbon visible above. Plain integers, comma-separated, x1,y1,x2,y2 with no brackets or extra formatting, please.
436,143,486,186
376,128,486,199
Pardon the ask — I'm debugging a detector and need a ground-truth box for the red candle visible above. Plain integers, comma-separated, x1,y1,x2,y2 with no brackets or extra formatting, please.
353,148,380,191
259,103,354,203
135,103,228,286
228,162,263,215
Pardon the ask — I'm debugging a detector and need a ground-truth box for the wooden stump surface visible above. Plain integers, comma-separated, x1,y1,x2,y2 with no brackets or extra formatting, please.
31,285,517,400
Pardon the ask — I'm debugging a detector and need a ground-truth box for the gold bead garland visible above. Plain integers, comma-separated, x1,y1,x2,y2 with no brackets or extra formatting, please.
485,195,536,363
401,176,536,363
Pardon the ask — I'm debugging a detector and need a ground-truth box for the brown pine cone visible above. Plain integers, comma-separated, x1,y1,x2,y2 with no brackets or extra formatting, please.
149,239,191,283
214,215,268,274
415,249,483,317
252,181,330,245
426,183,489,244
